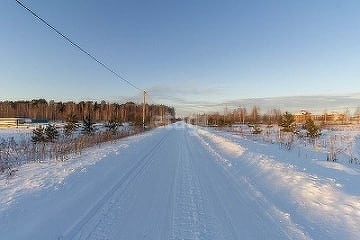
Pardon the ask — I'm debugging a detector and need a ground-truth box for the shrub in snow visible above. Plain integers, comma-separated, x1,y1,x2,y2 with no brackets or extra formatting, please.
105,119,119,135
304,119,321,139
1,126,144,175
44,124,59,142
32,124,59,144
280,112,296,133
32,126,46,144
279,132,295,150
64,114,78,137
82,116,96,135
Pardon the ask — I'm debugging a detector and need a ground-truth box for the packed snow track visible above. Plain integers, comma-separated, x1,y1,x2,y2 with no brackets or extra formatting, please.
0,122,358,239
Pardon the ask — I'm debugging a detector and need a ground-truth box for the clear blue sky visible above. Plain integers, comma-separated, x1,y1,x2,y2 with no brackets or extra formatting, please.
1,0,360,113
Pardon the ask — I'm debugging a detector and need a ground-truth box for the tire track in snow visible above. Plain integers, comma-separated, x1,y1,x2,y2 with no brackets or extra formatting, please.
60,131,170,240
160,136,180,240
185,129,239,240
171,130,217,240
192,127,310,240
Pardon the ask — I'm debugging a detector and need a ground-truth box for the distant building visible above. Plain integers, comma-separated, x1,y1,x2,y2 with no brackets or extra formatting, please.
293,110,351,125
294,110,312,124
0,118,32,128
323,112,347,125
350,115,360,124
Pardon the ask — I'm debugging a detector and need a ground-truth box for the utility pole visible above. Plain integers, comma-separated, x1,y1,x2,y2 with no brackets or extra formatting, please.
242,108,245,125
143,91,146,130
224,108,226,124
161,105,164,125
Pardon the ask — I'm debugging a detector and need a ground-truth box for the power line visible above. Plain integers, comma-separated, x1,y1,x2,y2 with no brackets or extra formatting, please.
15,0,142,92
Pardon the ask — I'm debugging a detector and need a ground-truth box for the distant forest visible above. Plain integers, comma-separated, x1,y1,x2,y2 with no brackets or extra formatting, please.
0,99,175,124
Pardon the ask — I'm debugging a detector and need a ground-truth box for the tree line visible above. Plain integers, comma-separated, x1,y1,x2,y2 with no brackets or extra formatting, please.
191,106,282,126
191,107,321,139
0,99,175,124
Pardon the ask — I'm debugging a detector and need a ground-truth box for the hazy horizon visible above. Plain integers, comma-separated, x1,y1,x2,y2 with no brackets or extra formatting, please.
2,92,360,117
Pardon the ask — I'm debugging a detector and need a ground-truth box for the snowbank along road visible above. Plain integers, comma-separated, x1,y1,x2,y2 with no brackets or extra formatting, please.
0,122,359,239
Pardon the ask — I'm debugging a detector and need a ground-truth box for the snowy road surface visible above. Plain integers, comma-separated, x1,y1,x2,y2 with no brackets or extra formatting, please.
0,122,359,239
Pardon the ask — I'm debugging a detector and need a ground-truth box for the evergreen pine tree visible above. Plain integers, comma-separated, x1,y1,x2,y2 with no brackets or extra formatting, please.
32,126,46,143
45,124,59,142
64,114,78,136
280,112,296,132
82,115,95,135
304,118,321,138
105,119,119,134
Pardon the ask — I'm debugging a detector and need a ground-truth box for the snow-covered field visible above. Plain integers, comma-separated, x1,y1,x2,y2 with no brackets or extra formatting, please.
0,128,32,142
226,124,360,163
0,122,359,239
0,123,133,142
198,126,360,239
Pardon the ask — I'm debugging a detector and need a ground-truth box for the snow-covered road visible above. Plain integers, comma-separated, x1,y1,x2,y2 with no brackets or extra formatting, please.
0,122,359,239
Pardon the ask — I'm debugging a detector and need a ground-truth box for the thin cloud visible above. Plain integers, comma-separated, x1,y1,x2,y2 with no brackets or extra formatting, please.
148,91,360,116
